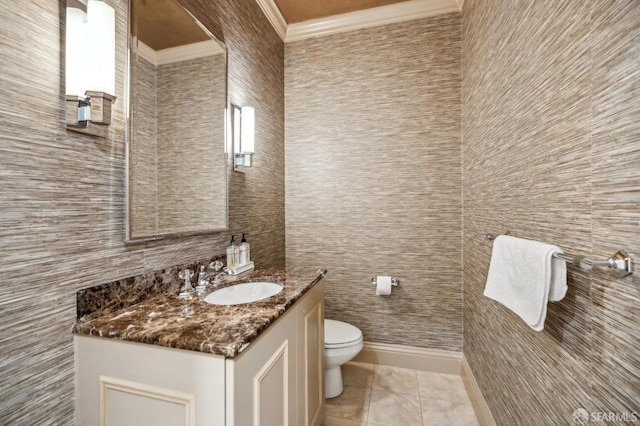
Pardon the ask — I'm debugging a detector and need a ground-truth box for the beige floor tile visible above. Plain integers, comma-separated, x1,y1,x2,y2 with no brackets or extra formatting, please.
367,389,422,426
326,385,371,422
417,370,470,403
372,365,419,395
331,363,478,426
457,402,481,426
342,362,374,389
322,415,366,426
421,398,479,426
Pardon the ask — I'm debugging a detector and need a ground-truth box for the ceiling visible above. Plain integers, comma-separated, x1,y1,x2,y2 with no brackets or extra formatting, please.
134,0,210,51
273,0,410,24
131,0,462,49
262,0,462,42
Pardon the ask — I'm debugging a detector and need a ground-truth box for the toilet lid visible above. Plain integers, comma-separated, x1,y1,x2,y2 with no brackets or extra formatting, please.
325,319,363,348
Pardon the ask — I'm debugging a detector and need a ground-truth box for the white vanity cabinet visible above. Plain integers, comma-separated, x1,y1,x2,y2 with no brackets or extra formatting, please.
75,280,324,426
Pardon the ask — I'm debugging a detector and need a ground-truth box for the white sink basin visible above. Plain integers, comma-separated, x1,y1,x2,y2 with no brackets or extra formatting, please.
204,281,284,306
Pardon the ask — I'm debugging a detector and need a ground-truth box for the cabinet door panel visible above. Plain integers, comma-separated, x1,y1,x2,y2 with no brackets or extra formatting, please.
255,341,289,426
101,377,194,426
304,302,323,425
75,336,225,426
227,310,297,426
297,281,325,426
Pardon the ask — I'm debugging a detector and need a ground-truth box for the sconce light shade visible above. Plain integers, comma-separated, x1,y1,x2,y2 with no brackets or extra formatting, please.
240,106,255,154
233,105,255,170
66,0,115,97
86,0,115,95
66,6,88,98
65,0,116,135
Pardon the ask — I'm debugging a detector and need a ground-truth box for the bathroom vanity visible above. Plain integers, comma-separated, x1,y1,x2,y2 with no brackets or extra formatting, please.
74,267,325,426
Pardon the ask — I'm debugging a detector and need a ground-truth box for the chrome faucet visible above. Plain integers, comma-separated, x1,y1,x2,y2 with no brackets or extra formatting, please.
195,261,225,293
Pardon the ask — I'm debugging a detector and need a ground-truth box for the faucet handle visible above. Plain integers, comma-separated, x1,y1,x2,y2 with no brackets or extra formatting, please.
210,260,224,272
178,269,195,298
179,268,194,281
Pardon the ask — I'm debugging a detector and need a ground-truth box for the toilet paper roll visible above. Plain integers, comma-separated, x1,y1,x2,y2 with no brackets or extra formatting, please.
376,275,392,296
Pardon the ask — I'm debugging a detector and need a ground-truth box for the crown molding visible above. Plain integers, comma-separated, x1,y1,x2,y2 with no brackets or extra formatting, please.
255,0,287,41
255,0,462,43
137,40,157,64
284,0,461,42
136,40,224,66
157,40,224,65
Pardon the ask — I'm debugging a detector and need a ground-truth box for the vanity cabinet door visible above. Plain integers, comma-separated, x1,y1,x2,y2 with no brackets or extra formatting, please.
297,280,325,426
75,336,226,426
225,307,298,426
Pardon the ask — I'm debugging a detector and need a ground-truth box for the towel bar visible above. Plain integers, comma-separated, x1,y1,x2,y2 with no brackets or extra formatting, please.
485,233,633,276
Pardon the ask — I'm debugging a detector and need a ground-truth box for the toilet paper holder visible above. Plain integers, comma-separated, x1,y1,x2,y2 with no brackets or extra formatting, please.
371,276,399,287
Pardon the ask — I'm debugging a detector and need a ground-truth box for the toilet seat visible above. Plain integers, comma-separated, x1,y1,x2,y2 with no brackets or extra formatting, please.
325,319,363,349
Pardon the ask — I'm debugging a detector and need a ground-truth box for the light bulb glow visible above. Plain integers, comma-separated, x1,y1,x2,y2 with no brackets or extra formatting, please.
65,7,88,97
240,106,255,154
86,0,115,95
65,1,115,97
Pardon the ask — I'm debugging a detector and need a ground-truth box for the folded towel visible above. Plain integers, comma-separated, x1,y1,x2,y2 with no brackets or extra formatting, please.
548,256,568,302
484,235,567,331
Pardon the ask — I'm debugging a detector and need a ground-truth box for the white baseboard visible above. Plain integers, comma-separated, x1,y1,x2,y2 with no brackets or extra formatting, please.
353,341,462,375
353,341,496,426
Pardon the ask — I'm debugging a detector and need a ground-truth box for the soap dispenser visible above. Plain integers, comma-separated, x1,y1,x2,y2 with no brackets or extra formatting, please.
239,233,250,266
226,235,239,268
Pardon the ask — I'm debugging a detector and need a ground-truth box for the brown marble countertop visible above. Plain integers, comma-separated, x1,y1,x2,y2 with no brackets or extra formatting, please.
73,266,326,358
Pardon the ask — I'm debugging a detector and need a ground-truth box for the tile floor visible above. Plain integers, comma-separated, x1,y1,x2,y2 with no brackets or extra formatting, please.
323,362,480,426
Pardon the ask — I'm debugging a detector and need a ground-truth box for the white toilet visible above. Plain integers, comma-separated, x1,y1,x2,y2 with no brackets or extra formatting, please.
324,319,364,398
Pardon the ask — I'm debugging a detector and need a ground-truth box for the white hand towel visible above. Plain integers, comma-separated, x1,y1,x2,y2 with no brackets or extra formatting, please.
483,235,567,331
548,257,568,302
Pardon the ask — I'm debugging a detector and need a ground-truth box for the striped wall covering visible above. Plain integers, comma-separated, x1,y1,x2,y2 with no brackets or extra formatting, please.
129,53,227,238
462,0,639,424
155,54,227,235
285,14,463,351
0,0,284,423
2,0,637,424
129,55,159,237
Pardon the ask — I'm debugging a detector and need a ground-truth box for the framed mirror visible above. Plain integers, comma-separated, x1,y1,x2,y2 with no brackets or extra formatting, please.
126,0,227,241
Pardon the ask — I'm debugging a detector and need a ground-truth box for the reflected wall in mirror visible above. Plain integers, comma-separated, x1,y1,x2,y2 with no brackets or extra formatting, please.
127,0,227,241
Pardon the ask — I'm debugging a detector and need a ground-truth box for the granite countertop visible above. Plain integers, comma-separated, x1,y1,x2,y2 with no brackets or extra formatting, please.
73,266,326,358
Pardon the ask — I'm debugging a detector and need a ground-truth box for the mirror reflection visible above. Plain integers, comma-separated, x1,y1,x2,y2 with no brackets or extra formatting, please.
127,0,227,241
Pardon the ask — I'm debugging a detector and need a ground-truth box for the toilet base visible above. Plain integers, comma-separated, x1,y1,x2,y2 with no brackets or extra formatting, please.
325,365,343,399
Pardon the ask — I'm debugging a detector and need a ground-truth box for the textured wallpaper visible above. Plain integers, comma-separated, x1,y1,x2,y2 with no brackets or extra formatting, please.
156,54,227,234
129,55,159,236
0,0,284,422
285,14,462,351
130,53,227,237
462,0,639,424
3,0,637,423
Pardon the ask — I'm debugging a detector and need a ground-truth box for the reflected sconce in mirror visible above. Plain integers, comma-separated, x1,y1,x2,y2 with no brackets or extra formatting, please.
233,105,255,170
65,0,116,136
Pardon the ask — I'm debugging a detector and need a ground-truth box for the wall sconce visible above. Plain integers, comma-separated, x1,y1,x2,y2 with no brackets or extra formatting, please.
65,0,116,136
233,105,255,170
